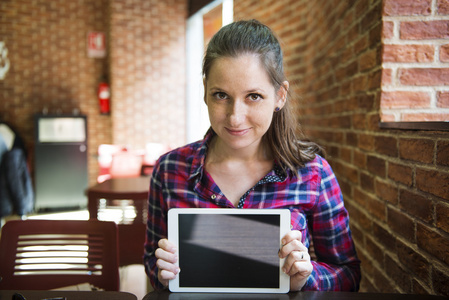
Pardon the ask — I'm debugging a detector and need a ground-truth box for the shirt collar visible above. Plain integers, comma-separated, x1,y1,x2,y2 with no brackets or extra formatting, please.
188,129,288,183
188,129,214,180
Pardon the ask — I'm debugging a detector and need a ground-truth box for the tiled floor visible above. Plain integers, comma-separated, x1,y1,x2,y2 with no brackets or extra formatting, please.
4,209,153,299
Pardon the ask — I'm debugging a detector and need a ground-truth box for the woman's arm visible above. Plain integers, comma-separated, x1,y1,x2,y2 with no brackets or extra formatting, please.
143,164,171,290
302,158,361,291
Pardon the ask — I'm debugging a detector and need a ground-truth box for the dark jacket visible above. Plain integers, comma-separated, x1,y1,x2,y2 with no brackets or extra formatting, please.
0,125,34,217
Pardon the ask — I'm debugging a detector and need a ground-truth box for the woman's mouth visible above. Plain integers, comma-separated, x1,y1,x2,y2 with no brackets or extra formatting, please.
225,128,250,136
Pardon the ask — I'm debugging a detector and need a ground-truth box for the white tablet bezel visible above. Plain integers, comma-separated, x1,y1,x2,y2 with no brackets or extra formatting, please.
167,208,291,293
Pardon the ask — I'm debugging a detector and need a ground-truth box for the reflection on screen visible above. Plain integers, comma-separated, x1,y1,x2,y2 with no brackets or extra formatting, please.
178,214,280,288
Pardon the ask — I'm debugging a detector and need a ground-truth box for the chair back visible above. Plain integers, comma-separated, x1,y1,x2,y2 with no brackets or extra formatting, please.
0,219,119,291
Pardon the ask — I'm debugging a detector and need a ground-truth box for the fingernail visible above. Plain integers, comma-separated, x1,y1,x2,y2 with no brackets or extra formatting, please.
281,239,286,245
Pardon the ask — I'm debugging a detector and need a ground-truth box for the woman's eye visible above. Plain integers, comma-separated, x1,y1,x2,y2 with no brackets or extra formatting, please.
248,93,262,101
213,92,227,100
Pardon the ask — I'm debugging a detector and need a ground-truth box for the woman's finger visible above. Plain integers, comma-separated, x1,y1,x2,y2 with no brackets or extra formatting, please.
156,257,180,275
279,238,308,258
281,230,302,246
158,238,177,253
159,269,178,280
282,250,309,274
155,247,178,263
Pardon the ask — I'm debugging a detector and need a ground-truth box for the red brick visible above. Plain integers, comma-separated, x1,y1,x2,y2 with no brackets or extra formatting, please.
399,138,434,164
372,265,398,293
383,0,432,16
381,68,392,86
340,147,352,163
387,207,416,241
360,48,378,72
382,21,394,39
352,113,366,130
438,0,449,14
354,35,369,56
361,172,375,193
369,23,383,49
412,278,432,294
396,239,431,282
367,155,386,177
437,91,449,107
385,255,412,293
353,75,369,93
432,266,449,296
402,112,449,121
373,221,396,251
416,168,449,199
436,202,449,234
381,91,431,109
346,132,358,147
357,93,375,110
436,140,449,166
375,178,398,204
361,3,382,32
353,150,366,169
399,189,433,222
401,20,449,39
368,113,381,131
355,187,386,221
358,251,375,283
368,69,382,91
399,68,449,86
375,135,398,157
365,236,384,264
381,113,396,122
358,134,375,151
348,203,372,231
417,223,449,265
383,44,434,63
440,44,449,62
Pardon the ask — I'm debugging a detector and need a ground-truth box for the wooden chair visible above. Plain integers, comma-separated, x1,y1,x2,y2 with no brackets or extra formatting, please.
0,219,119,291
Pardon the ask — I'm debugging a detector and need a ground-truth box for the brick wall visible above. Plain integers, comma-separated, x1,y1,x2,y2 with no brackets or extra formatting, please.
235,0,449,296
2,0,448,295
109,0,187,150
0,0,111,186
381,0,449,122
0,0,187,186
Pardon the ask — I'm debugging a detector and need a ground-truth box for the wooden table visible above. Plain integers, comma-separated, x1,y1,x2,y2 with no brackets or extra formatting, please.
1,290,137,300
86,176,151,266
143,291,447,300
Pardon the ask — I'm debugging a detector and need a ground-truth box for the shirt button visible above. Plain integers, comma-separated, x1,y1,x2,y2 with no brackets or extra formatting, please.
211,194,216,200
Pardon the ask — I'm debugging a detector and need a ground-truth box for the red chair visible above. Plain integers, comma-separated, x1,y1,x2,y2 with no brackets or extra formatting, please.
0,219,119,291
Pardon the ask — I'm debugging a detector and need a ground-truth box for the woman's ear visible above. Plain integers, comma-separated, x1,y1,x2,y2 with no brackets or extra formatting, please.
276,81,289,110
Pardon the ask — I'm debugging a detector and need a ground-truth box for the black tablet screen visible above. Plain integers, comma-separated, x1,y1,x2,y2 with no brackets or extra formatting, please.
178,214,280,288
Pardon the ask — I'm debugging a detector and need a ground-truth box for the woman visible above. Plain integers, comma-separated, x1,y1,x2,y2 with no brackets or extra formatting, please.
144,19,361,292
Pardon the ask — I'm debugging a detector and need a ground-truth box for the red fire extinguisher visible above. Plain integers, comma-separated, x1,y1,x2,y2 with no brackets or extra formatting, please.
98,79,110,115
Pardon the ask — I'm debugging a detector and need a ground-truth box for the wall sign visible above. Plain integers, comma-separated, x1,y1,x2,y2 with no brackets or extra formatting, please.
87,32,106,58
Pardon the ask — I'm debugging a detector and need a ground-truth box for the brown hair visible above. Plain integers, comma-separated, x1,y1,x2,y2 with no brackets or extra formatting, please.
203,19,324,171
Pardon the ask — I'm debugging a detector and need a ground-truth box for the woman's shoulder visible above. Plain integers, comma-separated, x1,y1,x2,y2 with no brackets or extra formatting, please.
293,154,335,179
154,138,206,173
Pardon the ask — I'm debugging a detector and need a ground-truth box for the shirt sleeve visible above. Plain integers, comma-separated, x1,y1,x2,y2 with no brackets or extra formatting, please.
143,162,168,290
302,157,361,291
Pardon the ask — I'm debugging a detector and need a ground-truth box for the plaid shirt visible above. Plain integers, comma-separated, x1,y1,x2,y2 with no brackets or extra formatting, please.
144,132,361,291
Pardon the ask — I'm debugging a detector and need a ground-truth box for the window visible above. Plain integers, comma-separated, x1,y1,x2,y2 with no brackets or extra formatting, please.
186,0,233,142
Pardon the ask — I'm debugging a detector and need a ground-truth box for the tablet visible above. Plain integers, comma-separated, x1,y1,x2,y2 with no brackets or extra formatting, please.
167,208,291,293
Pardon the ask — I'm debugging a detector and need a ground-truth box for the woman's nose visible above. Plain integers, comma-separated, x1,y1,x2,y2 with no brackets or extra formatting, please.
227,100,246,126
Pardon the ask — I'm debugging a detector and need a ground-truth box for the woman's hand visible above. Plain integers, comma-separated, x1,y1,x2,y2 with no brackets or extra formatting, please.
155,238,180,288
278,230,313,291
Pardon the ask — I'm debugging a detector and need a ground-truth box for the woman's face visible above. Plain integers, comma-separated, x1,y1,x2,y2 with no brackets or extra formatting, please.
204,54,287,153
